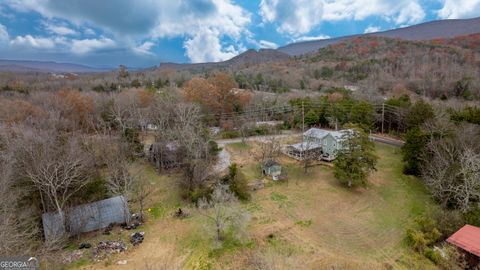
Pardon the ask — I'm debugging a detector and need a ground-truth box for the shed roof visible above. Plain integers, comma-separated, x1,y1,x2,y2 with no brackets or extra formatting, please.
447,224,480,257
263,159,280,168
42,195,130,241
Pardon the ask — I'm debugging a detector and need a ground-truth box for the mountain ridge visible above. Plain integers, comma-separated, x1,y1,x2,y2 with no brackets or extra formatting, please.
0,59,107,73
278,17,480,56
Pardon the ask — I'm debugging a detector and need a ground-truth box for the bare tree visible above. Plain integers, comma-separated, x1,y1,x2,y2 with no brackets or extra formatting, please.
454,149,480,212
301,135,321,174
131,173,151,222
255,135,282,164
198,184,250,242
17,130,93,232
0,129,39,255
421,125,480,212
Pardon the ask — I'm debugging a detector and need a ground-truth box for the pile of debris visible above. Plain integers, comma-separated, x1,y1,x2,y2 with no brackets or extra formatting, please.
121,213,143,230
92,240,127,261
62,250,84,264
130,231,145,246
121,221,141,230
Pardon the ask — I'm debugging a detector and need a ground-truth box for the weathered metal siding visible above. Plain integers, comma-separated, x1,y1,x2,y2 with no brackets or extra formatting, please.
42,195,130,241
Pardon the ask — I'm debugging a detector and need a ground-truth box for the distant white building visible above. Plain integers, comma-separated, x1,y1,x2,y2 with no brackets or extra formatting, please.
344,85,359,92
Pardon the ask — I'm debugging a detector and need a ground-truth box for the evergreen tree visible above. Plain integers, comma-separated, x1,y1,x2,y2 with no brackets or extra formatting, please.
402,127,428,175
333,125,378,187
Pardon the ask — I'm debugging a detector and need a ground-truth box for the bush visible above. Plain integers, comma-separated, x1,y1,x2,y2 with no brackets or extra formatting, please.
188,186,213,203
208,140,221,155
406,216,442,252
464,206,480,227
424,247,441,264
249,126,269,136
221,131,240,139
433,209,465,239
222,164,250,201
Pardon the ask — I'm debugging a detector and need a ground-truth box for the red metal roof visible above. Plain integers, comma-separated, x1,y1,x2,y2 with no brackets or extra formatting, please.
447,224,480,257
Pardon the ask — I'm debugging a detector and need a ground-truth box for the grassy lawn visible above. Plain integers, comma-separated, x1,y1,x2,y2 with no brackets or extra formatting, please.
224,142,437,269
76,142,438,270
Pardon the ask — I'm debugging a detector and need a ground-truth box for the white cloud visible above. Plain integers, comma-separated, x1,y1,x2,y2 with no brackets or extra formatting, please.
184,28,242,63
259,40,278,49
3,0,252,63
260,0,324,35
259,0,425,36
133,41,155,56
0,24,9,44
43,21,78,36
437,0,480,19
10,35,56,49
71,37,115,54
293,34,331,42
364,25,381,33
322,0,425,25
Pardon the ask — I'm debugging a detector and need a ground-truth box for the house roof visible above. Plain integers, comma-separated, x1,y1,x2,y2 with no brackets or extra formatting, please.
303,128,355,141
303,128,329,138
289,141,322,151
447,224,480,257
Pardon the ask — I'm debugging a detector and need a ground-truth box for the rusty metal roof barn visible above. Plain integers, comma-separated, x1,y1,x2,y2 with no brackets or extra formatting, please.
42,195,130,241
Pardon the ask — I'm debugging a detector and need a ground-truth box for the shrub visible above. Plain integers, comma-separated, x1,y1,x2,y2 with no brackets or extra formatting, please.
188,186,212,203
221,131,240,139
406,216,442,252
433,209,465,239
424,247,441,264
222,164,250,201
464,206,480,227
208,140,221,155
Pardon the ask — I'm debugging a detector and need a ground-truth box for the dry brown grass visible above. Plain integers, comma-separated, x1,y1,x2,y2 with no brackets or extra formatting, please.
77,141,436,270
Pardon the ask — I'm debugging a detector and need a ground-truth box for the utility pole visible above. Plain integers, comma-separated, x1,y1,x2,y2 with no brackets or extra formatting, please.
301,100,305,161
381,102,385,134
302,100,305,134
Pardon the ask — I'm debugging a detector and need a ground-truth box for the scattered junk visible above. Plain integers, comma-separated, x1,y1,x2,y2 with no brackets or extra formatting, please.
92,240,127,261
103,223,114,235
62,250,84,264
117,260,128,265
42,196,130,241
262,160,282,181
174,208,189,219
121,221,141,230
130,231,145,246
78,243,92,249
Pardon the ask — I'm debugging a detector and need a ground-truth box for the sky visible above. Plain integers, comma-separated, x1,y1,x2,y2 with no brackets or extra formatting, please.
0,0,479,68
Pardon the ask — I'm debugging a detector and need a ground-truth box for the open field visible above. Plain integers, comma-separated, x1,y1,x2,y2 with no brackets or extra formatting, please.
76,141,437,270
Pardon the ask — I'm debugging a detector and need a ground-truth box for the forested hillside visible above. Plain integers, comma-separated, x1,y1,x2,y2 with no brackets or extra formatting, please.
233,35,480,100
